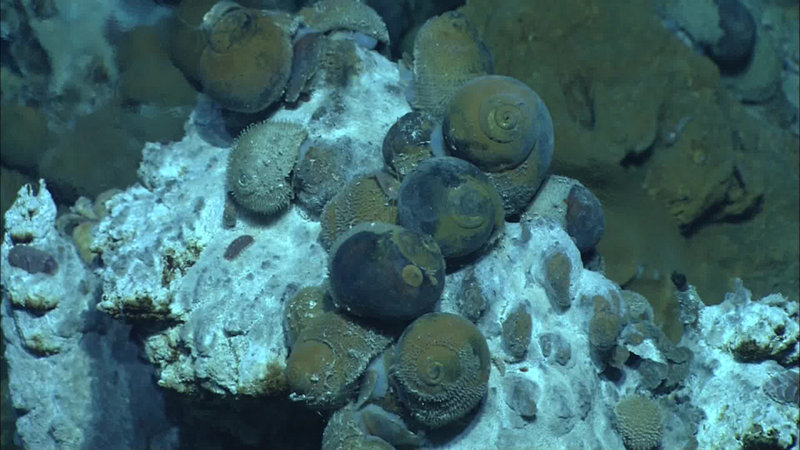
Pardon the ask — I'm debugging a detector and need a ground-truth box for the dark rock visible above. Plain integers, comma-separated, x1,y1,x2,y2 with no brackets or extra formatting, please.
503,376,539,420
707,0,756,74
7,244,58,275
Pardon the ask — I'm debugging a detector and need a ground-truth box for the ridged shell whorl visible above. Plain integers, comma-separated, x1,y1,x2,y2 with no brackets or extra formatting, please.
396,157,504,261
390,313,490,428
286,312,391,410
444,75,551,173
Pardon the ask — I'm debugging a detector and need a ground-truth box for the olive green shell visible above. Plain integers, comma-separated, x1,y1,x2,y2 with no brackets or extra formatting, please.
411,12,493,118
328,222,445,322
286,312,391,410
443,75,550,173
322,406,395,450
442,75,555,219
389,312,491,428
298,0,390,47
320,173,399,251
501,304,532,361
397,156,504,260
199,5,292,112
226,120,307,215
284,286,331,347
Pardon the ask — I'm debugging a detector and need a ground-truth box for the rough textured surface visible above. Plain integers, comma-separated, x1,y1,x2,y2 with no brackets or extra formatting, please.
2,26,798,450
461,0,799,318
390,313,491,429
91,46,407,397
614,395,663,450
1,182,175,449
410,11,493,118
678,284,799,448
299,0,390,47
227,120,307,215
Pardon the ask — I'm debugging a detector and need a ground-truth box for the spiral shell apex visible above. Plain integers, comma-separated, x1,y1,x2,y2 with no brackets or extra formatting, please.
390,312,491,428
286,312,391,410
444,75,548,172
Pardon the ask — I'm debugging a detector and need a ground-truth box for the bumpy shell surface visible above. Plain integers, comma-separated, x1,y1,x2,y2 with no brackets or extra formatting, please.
284,286,330,347
397,156,504,260
390,312,491,428
381,111,436,179
411,12,493,118
299,0,390,47
328,222,445,322
226,121,307,215
199,5,292,112
615,395,663,450
286,312,391,410
320,173,399,250
444,75,550,173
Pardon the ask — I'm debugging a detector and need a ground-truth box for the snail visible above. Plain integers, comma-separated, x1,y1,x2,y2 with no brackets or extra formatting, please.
328,222,445,322
199,3,294,113
389,312,491,428
397,156,504,262
226,120,307,215
443,75,555,218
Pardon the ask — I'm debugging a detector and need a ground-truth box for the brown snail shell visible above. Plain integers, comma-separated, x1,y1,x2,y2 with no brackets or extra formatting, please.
389,312,491,428
443,75,549,173
199,5,293,112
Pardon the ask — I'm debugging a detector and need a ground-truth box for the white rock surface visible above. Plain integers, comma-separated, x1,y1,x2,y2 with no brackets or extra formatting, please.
681,284,799,449
1,182,175,450
2,43,798,450
91,45,409,396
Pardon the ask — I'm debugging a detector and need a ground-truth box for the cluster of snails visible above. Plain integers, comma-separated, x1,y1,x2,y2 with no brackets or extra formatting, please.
210,3,607,448
278,12,556,447
197,0,389,113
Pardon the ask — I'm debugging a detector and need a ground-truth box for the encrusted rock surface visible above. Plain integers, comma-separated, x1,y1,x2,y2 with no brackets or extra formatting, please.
1,182,175,450
680,283,799,448
2,29,797,450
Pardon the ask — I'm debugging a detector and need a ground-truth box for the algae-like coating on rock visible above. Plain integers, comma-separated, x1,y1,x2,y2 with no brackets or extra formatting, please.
444,75,548,172
397,156,504,260
286,312,391,410
389,312,491,428
328,222,445,322
226,120,307,215
199,4,293,112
